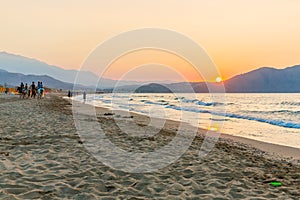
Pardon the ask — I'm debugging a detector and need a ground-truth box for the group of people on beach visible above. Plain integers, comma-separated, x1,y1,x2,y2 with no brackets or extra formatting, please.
17,81,44,99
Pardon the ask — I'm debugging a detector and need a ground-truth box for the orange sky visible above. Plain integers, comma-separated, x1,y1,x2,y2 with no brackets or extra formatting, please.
1,0,300,81
102,49,203,82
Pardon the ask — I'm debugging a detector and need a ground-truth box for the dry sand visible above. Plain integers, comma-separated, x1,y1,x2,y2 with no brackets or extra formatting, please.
0,93,299,199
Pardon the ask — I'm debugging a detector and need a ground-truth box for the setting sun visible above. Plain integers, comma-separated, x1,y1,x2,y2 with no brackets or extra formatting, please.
215,77,222,83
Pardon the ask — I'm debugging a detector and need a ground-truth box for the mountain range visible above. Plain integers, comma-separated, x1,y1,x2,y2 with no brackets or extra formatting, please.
0,52,299,92
156,65,300,93
224,66,300,92
0,51,170,89
108,65,300,93
0,69,76,90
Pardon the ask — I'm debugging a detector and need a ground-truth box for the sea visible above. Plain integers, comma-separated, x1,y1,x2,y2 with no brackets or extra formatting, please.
73,93,300,149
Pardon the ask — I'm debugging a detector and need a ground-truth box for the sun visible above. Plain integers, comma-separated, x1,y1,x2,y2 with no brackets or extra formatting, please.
215,77,223,83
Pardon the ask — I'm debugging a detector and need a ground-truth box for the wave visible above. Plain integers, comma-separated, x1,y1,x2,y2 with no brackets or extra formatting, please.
144,101,169,106
93,96,103,100
112,95,130,99
142,97,224,108
166,105,210,113
197,101,221,106
180,99,197,103
101,99,111,104
280,101,300,106
250,110,300,115
166,105,300,129
179,97,225,107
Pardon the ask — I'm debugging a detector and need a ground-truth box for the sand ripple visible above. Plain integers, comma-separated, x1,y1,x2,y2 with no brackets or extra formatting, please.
0,95,299,199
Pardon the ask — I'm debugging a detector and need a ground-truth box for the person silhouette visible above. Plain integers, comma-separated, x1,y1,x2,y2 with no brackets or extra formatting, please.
30,82,36,98
83,91,86,103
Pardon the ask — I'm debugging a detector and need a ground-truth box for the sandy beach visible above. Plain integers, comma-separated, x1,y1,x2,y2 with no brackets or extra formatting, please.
0,93,299,199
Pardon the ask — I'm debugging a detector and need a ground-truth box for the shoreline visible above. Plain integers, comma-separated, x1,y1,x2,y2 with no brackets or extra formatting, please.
219,133,300,162
1,93,300,199
70,96,300,164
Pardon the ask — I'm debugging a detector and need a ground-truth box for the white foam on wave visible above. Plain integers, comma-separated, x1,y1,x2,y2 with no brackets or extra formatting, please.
165,105,300,129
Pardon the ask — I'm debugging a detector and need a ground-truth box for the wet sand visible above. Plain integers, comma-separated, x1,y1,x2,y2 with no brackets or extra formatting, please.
0,94,299,199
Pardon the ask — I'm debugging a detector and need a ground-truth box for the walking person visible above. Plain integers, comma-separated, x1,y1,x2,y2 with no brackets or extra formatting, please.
40,82,44,98
37,81,41,89
24,83,28,98
4,83,8,94
83,91,86,103
30,82,36,98
68,90,72,98
27,86,31,98
37,81,44,99
19,82,24,98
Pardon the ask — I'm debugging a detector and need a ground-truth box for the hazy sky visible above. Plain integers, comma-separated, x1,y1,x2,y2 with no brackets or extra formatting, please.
1,0,300,81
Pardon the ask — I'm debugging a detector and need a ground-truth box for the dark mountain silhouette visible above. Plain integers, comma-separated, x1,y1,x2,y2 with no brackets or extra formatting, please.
116,65,300,93
0,51,100,87
0,70,80,90
0,52,173,88
134,83,172,93
224,66,300,92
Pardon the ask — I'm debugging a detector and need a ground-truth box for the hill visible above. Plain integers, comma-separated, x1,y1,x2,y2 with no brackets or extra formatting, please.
117,65,300,93
0,52,173,88
0,70,78,90
224,65,300,92
134,83,172,93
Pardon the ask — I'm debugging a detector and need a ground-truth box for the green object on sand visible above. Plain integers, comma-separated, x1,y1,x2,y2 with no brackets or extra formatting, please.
270,181,282,187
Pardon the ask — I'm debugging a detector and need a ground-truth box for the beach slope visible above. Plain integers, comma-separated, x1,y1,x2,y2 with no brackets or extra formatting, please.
0,94,299,199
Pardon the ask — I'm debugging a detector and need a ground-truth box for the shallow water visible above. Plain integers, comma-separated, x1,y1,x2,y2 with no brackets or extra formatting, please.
73,93,300,148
